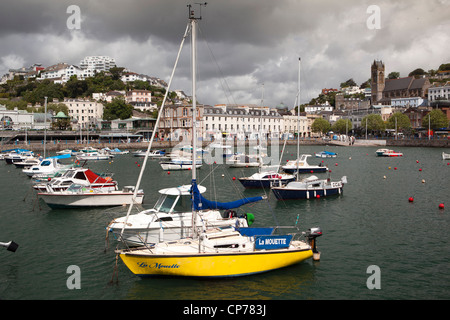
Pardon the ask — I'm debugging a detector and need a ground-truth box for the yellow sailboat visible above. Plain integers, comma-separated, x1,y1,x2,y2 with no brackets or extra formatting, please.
118,225,321,278
115,4,322,278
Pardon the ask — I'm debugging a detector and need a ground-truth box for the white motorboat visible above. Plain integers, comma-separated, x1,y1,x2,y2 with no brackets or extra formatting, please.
4,149,35,164
13,157,42,169
103,147,129,155
227,153,261,168
238,165,296,188
271,174,347,200
159,157,202,170
38,184,144,209
376,149,403,157
315,151,337,158
56,149,77,155
22,154,73,177
207,143,233,158
33,167,117,192
442,152,450,160
76,151,113,161
282,154,328,174
145,150,166,159
107,184,258,246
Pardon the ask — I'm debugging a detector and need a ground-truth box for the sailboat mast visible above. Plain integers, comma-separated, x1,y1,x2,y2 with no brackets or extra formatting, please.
296,58,301,181
191,17,198,181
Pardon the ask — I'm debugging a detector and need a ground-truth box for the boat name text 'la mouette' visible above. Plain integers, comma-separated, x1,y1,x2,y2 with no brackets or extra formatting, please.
137,262,180,269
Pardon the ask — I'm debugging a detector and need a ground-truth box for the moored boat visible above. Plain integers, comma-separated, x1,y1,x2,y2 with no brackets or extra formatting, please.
33,167,117,192
282,154,328,174
38,184,144,209
22,154,73,177
238,165,295,188
376,149,403,157
315,151,337,158
227,153,261,168
271,174,347,200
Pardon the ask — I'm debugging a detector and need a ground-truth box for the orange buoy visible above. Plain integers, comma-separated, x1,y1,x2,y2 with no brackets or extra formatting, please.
408,197,414,202
167,171,171,175
316,194,321,199
232,177,236,180
439,203,444,209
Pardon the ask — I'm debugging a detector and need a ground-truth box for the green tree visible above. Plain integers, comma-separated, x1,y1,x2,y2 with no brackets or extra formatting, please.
408,68,426,78
22,80,65,104
331,119,352,134
64,76,88,98
361,114,385,132
103,97,133,120
438,63,450,71
386,112,411,131
311,118,331,135
340,78,357,88
388,72,400,79
422,109,449,130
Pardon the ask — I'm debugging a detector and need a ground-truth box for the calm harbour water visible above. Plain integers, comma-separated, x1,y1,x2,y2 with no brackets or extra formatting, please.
1,144,450,300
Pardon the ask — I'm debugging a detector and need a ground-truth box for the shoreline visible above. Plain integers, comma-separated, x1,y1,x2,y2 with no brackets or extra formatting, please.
2,137,450,152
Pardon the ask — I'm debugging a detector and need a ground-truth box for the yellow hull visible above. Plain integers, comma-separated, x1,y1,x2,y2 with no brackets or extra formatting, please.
119,249,313,278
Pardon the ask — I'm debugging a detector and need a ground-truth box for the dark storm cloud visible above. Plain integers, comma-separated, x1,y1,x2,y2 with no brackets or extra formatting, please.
0,0,449,107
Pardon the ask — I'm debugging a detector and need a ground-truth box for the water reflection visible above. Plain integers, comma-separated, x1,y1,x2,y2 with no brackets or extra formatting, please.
124,261,318,300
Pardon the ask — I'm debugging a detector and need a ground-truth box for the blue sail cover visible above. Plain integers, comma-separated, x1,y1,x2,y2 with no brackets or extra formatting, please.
190,179,263,210
46,153,71,160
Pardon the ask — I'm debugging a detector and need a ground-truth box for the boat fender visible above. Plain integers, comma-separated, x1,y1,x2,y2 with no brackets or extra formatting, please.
245,213,255,226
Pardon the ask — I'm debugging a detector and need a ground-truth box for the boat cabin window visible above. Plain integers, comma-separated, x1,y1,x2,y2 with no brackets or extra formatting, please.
154,194,192,213
74,172,87,180
63,170,75,178
40,160,51,166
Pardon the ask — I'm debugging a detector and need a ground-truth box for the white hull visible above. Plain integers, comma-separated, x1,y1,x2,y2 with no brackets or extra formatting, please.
108,210,249,246
76,155,112,160
228,162,260,168
39,191,144,208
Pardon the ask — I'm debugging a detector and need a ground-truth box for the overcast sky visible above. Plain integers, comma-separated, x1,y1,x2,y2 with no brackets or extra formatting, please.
1,0,449,108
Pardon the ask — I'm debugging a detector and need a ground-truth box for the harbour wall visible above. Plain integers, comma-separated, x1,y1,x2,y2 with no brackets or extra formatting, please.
2,137,450,153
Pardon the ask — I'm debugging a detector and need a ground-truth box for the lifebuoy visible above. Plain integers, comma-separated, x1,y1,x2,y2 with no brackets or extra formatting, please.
75,159,80,165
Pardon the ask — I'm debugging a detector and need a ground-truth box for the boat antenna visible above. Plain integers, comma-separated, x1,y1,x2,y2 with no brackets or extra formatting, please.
296,58,301,181
187,2,207,20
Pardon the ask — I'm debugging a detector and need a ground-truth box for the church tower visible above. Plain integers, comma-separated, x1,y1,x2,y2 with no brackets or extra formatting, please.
371,60,385,104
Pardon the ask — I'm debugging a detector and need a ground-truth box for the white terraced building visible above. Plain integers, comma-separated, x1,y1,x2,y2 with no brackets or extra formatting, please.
202,104,283,141
79,56,116,77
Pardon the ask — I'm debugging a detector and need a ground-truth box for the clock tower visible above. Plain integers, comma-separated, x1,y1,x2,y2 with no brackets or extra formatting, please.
371,60,385,104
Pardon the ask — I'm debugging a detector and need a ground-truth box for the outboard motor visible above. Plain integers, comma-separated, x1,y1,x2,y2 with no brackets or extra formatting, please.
0,240,19,252
306,227,322,260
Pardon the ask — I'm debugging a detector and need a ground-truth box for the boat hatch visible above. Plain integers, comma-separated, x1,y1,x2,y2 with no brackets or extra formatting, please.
155,217,173,222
